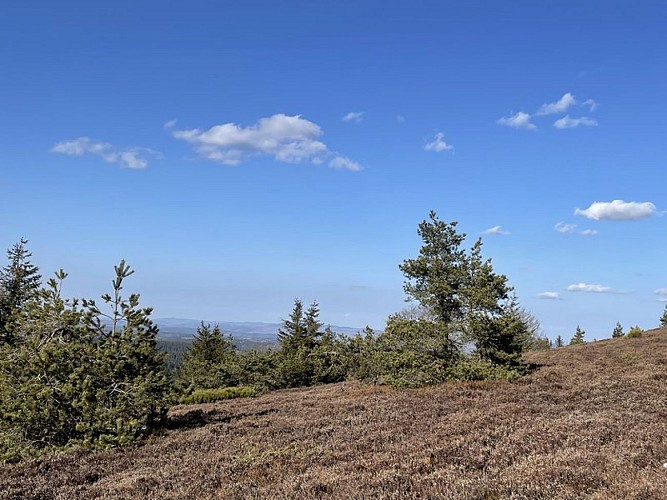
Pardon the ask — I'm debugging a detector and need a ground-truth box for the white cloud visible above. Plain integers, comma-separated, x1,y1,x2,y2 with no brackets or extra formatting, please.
496,111,536,130
329,156,361,171
536,92,577,116
575,200,657,221
658,298,667,303
342,111,364,123
50,137,159,169
553,115,598,129
538,291,561,300
163,119,177,129
583,99,598,112
654,288,667,296
396,115,406,123
173,114,360,170
482,225,509,235
554,222,577,234
579,229,599,236
424,132,454,152
567,283,613,293
554,222,599,236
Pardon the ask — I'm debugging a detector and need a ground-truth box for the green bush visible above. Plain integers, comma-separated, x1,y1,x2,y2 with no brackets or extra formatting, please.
626,326,643,338
180,386,260,405
0,262,169,461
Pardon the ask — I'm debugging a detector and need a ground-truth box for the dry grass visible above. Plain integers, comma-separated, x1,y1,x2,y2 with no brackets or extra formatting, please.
2,329,667,499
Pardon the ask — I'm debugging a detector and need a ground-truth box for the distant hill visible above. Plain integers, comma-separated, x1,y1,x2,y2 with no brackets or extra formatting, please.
153,317,365,341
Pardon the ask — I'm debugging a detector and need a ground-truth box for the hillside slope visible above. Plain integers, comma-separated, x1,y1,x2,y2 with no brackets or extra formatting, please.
2,329,667,499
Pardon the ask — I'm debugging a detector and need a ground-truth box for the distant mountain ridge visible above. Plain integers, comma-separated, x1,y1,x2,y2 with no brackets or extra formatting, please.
153,317,364,340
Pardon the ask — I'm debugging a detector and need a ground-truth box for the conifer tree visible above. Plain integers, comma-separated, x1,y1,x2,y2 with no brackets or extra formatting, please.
612,322,624,338
179,322,238,389
660,306,667,328
569,326,586,345
0,261,169,458
398,211,524,368
79,260,169,445
276,299,325,388
0,239,41,344
277,298,305,353
555,334,564,347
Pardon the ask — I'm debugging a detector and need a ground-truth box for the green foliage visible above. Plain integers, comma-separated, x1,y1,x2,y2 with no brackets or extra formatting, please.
180,386,260,405
472,298,532,366
399,212,510,327
0,239,41,345
555,335,564,348
236,349,282,391
612,322,624,338
397,211,528,373
525,335,551,351
660,306,667,328
355,315,458,388
626,325,643,338
0,261,169,461
570,326,586,345
178,323,239,390
275,299,347,388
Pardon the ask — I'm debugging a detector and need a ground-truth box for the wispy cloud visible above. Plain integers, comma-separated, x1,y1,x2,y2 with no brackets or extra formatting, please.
329,156,361,171
583,99,598,112
499,92,598,130
654,288,667,296
579,229,599,236
396,115,406,123
535,92,577,116
342,111,364,123
496,111,536,130
538,291,561,300
554,115,598,129
50,137,160,169
554,222,599,236
163,119,177,129
567,283,613,293
554,222,577,234
172,114,360,170
575,200,657,221
482,225,509,235
424,132,454,153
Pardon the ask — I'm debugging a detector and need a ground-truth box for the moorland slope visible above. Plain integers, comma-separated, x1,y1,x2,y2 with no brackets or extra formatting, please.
2,329,667,499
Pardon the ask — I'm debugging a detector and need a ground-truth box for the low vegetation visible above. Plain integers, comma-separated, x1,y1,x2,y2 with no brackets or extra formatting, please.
2,328,667,498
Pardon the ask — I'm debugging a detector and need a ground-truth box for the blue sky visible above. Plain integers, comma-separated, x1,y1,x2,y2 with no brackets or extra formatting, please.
1,1,666,341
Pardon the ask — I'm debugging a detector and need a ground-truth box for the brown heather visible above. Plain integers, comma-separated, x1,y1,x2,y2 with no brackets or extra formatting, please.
2,328,667,499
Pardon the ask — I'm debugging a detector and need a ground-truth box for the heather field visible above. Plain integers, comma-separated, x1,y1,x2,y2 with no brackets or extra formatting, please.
2,329,667,499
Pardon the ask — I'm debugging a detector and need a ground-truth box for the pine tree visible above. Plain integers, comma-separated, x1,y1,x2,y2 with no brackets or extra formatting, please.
555,334,564,347
303,300,324,349
0,261,170,458
660,306,667,328
179,322,238,389
276,299,325,388
0,270,90,457
0,239,42,344
277,298,305,353
398,211,523,368
569,326,586,345
79,260,169,445
612,322,624,338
